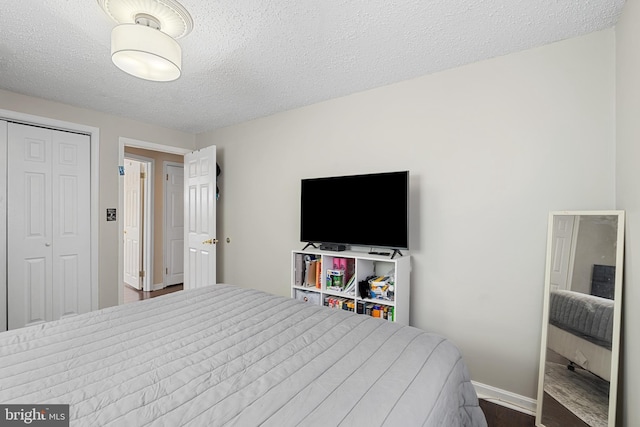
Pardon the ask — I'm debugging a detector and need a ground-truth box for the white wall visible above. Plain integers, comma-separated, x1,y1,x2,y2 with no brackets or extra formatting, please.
196,29,616,399
615,1,640,425
0,89,196,308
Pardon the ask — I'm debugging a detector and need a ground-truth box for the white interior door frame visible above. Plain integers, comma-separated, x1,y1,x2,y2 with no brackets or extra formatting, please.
0,109,100,332
118,137,191,304
567,219,580,290
124,153,154,292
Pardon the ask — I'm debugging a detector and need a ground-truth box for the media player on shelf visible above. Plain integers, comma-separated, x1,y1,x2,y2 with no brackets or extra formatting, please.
319,243,346,251
368,250,390,256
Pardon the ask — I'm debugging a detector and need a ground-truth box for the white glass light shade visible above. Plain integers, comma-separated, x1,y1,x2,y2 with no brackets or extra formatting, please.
111,24,181,82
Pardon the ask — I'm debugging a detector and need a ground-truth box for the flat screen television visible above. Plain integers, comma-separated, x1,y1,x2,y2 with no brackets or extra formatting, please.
300,171,409,250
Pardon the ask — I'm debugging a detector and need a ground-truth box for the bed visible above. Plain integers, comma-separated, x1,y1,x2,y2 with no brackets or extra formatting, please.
0,284,486,427
547,289,613,381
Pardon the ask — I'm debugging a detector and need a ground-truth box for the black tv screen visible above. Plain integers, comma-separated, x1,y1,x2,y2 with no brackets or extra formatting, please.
300,171,409,249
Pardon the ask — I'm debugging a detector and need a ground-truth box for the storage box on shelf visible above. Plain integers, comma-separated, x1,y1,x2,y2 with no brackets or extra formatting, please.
291,249,410,325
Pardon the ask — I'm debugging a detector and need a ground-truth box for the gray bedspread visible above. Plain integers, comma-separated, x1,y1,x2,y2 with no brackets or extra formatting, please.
0,284,486,427
548,289,614,349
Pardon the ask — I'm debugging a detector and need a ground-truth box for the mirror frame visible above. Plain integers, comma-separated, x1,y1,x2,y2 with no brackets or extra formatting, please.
535,210,625,427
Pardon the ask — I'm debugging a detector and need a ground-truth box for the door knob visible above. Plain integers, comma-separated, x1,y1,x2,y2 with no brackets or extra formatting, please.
45,243,51,247
202,238,218,245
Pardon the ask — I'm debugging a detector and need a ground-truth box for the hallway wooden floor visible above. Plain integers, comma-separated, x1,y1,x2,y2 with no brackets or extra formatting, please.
123,284,183,304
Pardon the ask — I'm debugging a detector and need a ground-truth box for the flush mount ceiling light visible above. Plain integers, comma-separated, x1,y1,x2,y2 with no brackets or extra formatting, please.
97,0,194,82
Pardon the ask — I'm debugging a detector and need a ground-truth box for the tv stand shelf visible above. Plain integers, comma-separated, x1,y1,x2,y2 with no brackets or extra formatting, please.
291,249,410,325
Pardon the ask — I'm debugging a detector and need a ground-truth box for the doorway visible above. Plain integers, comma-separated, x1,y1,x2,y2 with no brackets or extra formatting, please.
118,138,191,305
164,162,184,287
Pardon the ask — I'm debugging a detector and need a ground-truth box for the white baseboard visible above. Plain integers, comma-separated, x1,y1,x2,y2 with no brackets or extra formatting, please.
473,381,537,416
152,283,165,291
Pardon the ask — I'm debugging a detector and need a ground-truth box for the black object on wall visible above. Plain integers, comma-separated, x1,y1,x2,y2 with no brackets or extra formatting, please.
216,163,221,200
300,171,409,250
591,264,615,299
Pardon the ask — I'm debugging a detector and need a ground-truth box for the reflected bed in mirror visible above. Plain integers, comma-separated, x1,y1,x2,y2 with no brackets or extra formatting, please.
536,211,624,427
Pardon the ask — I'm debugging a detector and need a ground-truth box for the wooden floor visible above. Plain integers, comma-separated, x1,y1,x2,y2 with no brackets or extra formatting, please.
540,392,589,427
123,283,183,303
480,393,592,427
539,349,593,427
123,283,542,427
479,399,535,427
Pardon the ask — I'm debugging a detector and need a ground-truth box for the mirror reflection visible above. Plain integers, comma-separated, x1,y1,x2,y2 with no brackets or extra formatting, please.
536,212,624,427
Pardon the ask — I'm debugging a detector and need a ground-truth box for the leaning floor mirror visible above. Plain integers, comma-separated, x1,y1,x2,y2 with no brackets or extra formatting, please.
536,211,624,427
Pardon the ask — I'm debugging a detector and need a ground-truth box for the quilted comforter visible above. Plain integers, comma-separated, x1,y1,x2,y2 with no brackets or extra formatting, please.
0,284,486,427
548,289,614,349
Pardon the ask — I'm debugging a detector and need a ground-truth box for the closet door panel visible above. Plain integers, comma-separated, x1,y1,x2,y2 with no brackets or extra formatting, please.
58,254,79,318
25,257,49,324
52,130,91,320
7,124,53,329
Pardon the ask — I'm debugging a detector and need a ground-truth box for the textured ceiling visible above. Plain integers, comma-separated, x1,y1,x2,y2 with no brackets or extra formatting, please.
0,0,626,134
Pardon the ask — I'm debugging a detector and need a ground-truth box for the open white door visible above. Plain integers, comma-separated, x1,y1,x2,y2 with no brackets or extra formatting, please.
184,146,217,289
123,159,143,290
550,215,576,291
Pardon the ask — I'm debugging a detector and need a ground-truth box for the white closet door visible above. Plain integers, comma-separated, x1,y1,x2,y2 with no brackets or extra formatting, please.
8,124,53,328
51,129,91,320
184,146,217,289
7,123,91,329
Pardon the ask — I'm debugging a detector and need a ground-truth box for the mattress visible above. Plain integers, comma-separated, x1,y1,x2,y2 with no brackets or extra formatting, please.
0,284,486,427
548,289,613,349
